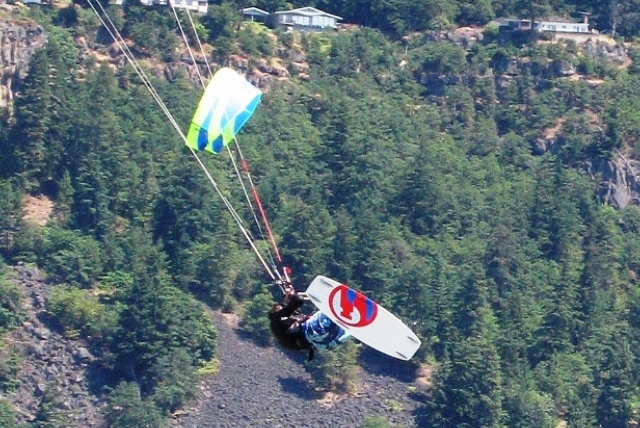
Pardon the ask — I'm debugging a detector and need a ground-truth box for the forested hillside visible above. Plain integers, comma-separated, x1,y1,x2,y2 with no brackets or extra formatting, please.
2,0,640,426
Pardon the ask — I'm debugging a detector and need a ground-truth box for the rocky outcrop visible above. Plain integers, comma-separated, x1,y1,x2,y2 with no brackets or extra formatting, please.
583,40,627,65
587,152,640,209
552,58,577,76
3,264,105,427
256,58,289,78
420,27,484,48
447,26,484,48
0,10,47,109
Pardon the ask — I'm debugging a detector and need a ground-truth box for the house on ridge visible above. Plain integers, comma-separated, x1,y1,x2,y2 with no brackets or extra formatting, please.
169,0,207,14
112,0,208,14
274,6,342,31
495,15,592,34
241,7,269,23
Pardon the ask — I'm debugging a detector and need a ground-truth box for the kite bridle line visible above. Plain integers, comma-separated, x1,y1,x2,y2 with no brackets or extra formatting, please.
172,5,287,282
86,0,276,281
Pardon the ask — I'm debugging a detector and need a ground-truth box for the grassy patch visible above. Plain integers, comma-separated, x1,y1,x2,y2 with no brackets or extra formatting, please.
197,358,219,377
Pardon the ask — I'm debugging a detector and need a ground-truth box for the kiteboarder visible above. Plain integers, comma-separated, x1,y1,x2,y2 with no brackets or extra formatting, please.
269,286,351,361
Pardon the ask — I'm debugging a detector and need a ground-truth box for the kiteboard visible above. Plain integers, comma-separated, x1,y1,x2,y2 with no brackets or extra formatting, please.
305,275,421,361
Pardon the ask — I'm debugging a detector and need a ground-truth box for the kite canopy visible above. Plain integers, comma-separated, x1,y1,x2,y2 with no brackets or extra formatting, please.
186,67,262,154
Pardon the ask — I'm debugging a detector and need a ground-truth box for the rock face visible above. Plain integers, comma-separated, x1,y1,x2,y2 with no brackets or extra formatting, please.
0,11,47,109
587,153,640,209
4,264,105,427
583,40,627,65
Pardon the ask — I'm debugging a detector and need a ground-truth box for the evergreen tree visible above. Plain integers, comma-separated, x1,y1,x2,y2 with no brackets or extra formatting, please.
0,181,23,258
11,48,51,192
114,232,216,394
105,382,167,428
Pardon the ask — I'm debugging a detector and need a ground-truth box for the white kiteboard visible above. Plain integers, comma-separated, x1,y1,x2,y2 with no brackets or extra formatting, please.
305,275,421,361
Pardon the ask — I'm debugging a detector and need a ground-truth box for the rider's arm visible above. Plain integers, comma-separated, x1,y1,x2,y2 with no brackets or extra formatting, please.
273,291,305,318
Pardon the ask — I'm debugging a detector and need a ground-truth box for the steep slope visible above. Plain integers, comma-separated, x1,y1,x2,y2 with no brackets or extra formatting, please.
5,264,105,427
175,312,426,427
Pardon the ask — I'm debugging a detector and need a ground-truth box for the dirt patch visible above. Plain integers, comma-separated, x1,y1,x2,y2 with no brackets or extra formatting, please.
585,108,601,125
415,364,433,390
316,391,342,408
219,312,242,328
22,195,53,226
541,117,565,140
586,77,605,86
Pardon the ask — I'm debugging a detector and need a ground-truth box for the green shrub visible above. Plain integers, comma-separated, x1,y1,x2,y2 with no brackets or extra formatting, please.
483,23,499,39
10,224,39,264
361,415,395,427
48,286,102,338
105,382,168,428
239,289,274,346
577,55,595,76
280,31,294,49
150,350,199,414
0,399,19,428
0,180,22,258
307,339,360,393
0,345,20,393
0,271,22,332
258,33,274,57
238,25,260,56
38,226,103,288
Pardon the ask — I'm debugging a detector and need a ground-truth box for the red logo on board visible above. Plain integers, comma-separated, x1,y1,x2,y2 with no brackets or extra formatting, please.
328,285,378,327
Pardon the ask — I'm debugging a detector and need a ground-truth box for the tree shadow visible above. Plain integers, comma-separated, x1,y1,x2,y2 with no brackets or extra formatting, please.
35,310,61,334
86,361,113,397
277,376,319,401
358,347,419,383
412,399,433,427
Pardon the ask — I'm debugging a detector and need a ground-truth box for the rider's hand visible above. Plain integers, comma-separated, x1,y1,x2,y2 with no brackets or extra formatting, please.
283,286,296,303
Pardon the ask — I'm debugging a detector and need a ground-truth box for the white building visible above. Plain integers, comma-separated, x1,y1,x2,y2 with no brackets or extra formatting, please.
274,6,342,30
170,0,207,14
534,21,589,33
496,17,591,34
114,0,207,14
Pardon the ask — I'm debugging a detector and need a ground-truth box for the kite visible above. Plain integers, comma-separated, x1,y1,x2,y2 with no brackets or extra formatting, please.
186,67,262,154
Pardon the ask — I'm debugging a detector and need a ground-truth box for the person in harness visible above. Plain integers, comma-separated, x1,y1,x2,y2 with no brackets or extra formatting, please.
269,285,351,361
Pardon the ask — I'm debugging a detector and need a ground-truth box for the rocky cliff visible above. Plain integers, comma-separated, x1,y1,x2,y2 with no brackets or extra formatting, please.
0,8,46,109
3,264,104,427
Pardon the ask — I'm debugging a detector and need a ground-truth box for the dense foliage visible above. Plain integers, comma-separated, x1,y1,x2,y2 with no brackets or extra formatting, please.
2,0,640,426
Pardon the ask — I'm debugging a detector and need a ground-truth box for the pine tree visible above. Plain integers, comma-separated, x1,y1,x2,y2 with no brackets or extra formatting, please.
12,48,51,192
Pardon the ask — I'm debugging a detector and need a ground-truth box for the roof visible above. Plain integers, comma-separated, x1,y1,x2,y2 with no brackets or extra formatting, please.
494,16,586,25
241,7,269,16
273,6,342,20
538,20,587,26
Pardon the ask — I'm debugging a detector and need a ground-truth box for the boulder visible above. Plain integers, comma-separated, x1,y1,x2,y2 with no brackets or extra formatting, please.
586,154,640,209
74,347,92,363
